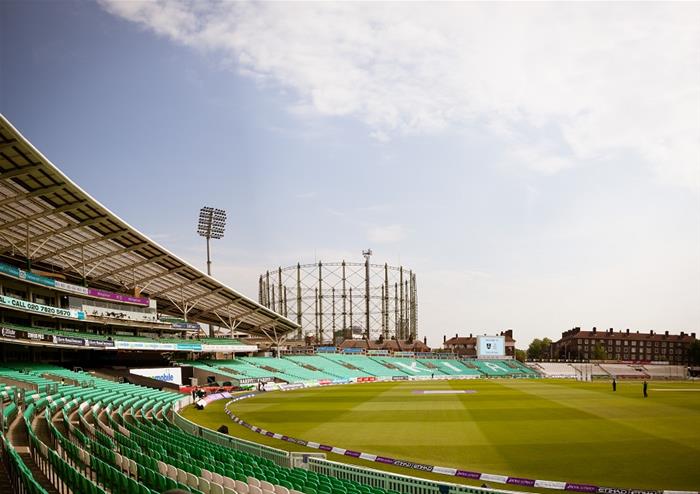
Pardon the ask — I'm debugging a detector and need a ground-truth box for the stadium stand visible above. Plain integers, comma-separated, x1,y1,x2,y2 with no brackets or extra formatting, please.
287,355,368,379
465,360,528,377
242,357,335,382
368,356,428,377
529,362,579,378
569,363,609,378
642,364,687,379
316,354,399,378
0,361,407,494
416,358,481,376
599,363,649,379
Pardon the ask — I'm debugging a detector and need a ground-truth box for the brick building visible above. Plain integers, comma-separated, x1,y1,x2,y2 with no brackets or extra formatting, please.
443,329,515,357
550,327,696,363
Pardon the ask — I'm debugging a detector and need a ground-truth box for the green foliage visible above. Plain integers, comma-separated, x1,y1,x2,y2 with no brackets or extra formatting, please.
515,349,527,362
527,338,553,359
689,340,700,365
592,343,608,360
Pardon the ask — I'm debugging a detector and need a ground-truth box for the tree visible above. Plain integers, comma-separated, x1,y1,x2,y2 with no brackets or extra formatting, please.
688,340,700,365
527,338,553,360
515,349,527,362
592,343,608,361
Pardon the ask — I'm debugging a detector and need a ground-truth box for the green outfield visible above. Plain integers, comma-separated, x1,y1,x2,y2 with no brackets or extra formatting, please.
181,379,700,491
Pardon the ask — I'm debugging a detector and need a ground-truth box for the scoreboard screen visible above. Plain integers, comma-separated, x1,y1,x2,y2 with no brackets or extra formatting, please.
477,335,505,357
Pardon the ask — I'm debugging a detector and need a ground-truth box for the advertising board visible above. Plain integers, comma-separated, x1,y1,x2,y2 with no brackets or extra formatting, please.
476,335,505,358
130,367,183,385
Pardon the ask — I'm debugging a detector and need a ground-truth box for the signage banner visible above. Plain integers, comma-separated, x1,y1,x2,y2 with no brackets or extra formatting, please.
366,349,389,355
316,346,337,353
0,295,85,320
85,338,115,348
0,261,149,306
54,281,89,295
201,344,258,353
171,322,201,330
53,335,85,346
236,377,274,385
1,327,16,338
87,288,149,306
280,383,305,391
114,341,177,351
176,342,202,351
131,367,183,385
391,375,409,381
342,348,364,354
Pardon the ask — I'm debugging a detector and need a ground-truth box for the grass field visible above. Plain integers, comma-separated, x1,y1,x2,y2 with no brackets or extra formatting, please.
181,379,700,491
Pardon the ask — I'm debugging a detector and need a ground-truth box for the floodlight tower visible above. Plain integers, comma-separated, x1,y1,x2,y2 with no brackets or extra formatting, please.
197,207,226,338
362,249,372,339
197,206,227,277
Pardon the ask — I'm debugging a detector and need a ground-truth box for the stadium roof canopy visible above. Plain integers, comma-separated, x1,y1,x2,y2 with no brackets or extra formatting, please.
0,114,298,338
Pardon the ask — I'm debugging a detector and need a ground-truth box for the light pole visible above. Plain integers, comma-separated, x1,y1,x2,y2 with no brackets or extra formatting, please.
197,206,227,337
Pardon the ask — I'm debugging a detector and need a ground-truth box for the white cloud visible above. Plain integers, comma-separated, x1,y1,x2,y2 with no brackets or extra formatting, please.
367,225,407,244
100,1,700,190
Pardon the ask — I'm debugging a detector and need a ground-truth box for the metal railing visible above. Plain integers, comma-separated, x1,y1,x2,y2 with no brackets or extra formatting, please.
172,400,292,468
308,458,515,494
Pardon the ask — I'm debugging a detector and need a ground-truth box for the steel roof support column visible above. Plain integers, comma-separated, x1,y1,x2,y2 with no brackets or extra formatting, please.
317,261,323,344
364,255,370,340
399,267,404,340
271,285,275,317
384,263,389,340
296,263,302,339
342,261,347,332
394,282,398,337
381,284,386,339
349,287,353,331
314,287,319,343
332,287,336,337
259,275,264,305
278,267,283,315
411,272,417,339
404,279,409,340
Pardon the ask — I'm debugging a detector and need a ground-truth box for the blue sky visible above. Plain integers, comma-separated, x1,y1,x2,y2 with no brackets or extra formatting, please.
1,1,698,347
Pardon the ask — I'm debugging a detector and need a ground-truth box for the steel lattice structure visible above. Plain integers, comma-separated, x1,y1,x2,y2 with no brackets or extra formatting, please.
259,260,417,343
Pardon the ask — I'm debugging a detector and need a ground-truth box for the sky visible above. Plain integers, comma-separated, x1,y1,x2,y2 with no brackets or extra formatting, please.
1,1,699,348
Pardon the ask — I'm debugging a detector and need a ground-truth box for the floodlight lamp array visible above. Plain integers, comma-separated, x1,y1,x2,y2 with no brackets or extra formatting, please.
197,206,227,239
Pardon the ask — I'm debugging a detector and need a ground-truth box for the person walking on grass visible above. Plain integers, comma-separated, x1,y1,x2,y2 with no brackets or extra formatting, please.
643,379,648,398
612,378,616,392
